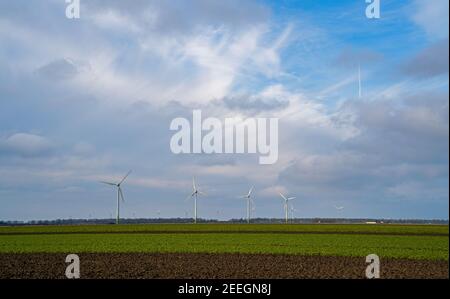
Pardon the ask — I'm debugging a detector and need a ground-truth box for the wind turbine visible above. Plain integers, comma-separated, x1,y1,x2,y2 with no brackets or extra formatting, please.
186,177,205,223
239,186,254,224
290,204,297,223
334,205,344,211
279,193,296,224
100,170,131,225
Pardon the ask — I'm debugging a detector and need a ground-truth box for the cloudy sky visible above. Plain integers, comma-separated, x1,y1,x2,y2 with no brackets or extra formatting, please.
0,0,448,221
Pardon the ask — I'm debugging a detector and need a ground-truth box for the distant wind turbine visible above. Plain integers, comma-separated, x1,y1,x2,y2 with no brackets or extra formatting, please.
279,193,296,224
100,170,132,225
186,177,206,223
334,205,344,211
290,204,297,223
239,186,254,224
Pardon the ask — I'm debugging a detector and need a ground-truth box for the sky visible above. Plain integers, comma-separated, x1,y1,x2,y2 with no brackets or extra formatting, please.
0,0,448,221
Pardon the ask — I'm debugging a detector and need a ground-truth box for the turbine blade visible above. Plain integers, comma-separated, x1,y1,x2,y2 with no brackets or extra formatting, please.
185,193,194,201
119,170,132,185
247,186,254,197
192,177,197,191
288,197,296,200
100,181,116,186
279,193,287,201
119,187,125,202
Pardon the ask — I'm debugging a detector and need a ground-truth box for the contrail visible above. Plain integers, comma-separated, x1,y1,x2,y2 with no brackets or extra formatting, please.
358,62,362,99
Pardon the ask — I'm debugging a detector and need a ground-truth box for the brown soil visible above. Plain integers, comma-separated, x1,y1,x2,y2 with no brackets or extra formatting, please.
0,253,447,279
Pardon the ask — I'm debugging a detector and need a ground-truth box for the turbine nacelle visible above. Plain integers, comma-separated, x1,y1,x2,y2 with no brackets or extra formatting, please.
239,186,254,199
279,192,296,203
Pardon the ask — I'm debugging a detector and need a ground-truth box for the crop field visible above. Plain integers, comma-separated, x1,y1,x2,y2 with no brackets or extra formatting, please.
1,223,448,235
0,224,448,278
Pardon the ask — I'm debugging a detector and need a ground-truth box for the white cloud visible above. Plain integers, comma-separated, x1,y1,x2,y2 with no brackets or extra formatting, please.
0,133,54,157
259,185,288,197
412,0,449,39
90,9,142,33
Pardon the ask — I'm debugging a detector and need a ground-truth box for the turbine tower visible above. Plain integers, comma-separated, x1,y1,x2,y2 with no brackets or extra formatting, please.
100,170,132,225
239,186,254,224
279,193,296,224
186,177,205,223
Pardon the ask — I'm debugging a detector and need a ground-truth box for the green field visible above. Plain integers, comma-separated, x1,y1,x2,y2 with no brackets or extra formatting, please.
0,224,448,260
1,223,448,235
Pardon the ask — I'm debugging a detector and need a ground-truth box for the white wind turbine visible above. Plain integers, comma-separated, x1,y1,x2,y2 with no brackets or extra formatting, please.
100,170,132,225
186,177,206,223
290,203,297,223
239,186,254,224
279,193,296,224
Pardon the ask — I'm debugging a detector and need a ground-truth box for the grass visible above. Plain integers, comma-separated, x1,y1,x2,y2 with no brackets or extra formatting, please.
0,224,448,260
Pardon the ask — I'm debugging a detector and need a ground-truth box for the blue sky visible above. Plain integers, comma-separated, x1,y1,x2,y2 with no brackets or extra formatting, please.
0,0,448,221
